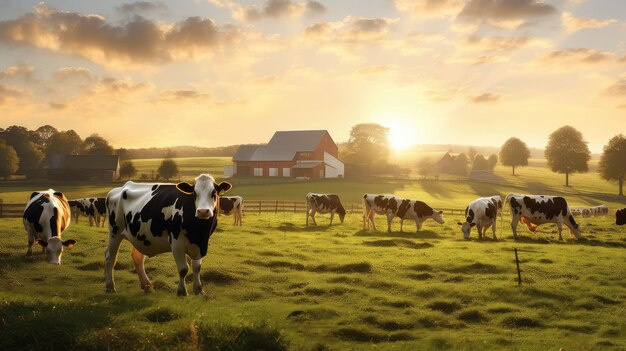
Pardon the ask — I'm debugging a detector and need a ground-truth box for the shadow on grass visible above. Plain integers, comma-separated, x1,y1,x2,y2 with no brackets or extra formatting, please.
195,322,289,351
354,229,441,239
362,239,434,249
277,222,336,232
332,328,413,343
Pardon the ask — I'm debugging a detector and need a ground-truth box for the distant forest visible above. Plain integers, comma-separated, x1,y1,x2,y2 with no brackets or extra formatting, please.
118,144,263,159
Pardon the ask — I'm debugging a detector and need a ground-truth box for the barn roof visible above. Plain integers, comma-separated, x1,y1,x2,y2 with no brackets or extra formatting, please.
49,154,120,170
233,145,261,162
291,161,323,169
234,130,332,162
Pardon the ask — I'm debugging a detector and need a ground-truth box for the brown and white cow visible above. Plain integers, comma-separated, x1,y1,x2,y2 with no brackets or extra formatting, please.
305,193,346,226
219,196,244,226
23,189,76,264
457,196,502,240
504,194,582,240
362,194,444,232
104,174,231,296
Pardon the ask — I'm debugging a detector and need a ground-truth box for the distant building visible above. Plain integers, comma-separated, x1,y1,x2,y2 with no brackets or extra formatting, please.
226,130,344,178
436,152,456,174
48,154,120,181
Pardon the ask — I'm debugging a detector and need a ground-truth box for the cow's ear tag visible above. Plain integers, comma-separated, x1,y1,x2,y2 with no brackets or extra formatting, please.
176,182,194,194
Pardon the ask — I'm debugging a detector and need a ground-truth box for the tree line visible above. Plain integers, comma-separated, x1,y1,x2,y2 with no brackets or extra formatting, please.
0,125,115,179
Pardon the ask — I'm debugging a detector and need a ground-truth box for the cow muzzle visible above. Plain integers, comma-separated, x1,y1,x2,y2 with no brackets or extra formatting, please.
196,209,213,219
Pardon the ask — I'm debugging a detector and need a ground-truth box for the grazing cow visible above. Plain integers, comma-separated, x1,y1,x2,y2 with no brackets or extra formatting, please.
305,193,346,226
92,198,107,227
104,174,231,296
582,208,591,218
504,194,581,240
23,190,76,264
616,208,626,225
68,200,86,223
571,208,582,217
219,196,244,226
457,196,502,240
362,194,444,232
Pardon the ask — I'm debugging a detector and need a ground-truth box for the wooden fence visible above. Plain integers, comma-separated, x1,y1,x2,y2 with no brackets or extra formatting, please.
0,199,467,218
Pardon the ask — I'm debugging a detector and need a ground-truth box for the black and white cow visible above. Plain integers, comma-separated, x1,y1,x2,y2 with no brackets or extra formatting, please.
305,193,346,226
91,198,107,227
104,174,231,296
362,194,444,232
457,196,502,240
23,189,76,264
68,200,86,223
616,208,626,226
504,194,582,240
219,196,244,226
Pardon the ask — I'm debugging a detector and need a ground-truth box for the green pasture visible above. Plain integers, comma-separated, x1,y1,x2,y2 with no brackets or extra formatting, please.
127,157,232,180
1,211,624,350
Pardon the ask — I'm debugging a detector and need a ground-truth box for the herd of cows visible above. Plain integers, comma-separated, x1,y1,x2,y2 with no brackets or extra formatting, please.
21,173,626,296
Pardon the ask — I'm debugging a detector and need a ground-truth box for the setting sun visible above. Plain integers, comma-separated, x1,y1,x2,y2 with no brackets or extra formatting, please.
387,122,415,151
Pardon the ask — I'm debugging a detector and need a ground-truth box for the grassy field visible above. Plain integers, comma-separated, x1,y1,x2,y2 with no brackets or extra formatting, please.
1,211,624,350
128,157,232,181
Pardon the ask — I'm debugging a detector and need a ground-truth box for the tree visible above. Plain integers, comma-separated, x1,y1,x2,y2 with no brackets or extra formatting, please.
472,154,489,171
467,147,478,161
545,125,591,187
487,154,498,171
0,142,19,179
34,125,59,150
599,134,626,196
120,160,137,180
46,130,83,157
343,123,390,167
158,158,179,181
83,134,114,155
18,141,44,176
417,157,433,179
499,137,530,175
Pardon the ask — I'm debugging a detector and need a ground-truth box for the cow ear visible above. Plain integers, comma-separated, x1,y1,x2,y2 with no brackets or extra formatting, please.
176,182,194,195
470,223,476,227
62,239,77,247
215,182,232,194
438,210,443,215
53,192,66,201
30,192,39,200
456,222,463,226
35,239,48,247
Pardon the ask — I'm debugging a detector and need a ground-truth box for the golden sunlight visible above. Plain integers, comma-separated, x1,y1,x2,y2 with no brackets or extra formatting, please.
387,121,415,151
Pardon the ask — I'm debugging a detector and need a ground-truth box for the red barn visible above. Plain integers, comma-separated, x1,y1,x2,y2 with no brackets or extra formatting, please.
228,130,344,178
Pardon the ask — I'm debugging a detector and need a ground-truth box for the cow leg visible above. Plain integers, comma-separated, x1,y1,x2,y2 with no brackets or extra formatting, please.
414,218,420,233
25,230,35,258
305,204,310,226
311,210,317,226
386,213,394,233
329,211,334,226
369,211,377,231
104,232,124,293
510,214,520,240
492,221,497,240
131,247,152,292
477,224,483,240
556,220,563,241
400,219,404,232
172,243,189,296
191,258,204,295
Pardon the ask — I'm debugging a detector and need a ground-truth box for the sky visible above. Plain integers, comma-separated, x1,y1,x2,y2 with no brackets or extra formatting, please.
0,0,624,152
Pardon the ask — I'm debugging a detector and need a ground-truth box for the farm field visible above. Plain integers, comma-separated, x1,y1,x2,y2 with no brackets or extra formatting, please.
0,212,625,350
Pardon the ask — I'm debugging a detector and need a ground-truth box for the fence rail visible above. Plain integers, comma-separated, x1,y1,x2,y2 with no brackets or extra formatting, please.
0,199,467,218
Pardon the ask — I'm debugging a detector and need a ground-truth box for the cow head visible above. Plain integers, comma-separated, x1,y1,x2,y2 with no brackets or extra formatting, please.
457,221,476,239
569,223,582,239
176,174,232,219
337,208,346,223
432,210,444,224
36,237,77,265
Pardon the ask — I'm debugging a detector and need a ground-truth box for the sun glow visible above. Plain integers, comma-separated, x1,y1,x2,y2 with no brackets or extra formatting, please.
387,122,415,151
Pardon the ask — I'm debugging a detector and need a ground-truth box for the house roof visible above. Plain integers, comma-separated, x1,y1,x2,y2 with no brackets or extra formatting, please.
49,154,120,170
233,145,261,162
291,161,323,169
234,130,332,162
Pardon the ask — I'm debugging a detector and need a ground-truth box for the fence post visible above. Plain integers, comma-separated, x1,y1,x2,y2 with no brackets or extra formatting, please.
294,202,297,213
0,198,3,217
514,248,522,288
275,201,279,213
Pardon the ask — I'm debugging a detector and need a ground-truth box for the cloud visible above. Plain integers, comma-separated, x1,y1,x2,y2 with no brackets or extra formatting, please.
394,0,463,18
304,16,396,43
0,84,25,105
0,3,239,68
604,80,626,96
116,1,168,14
468,93,500,103
48,102,68,110
540,48,617,65
156,89,211,103
209,0,325,22
0,64,34,80
53,67,94,81
458,0,556,24
465,35,551,52
561,12,617,32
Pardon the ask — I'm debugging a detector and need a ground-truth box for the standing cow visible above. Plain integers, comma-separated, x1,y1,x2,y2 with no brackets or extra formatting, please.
68,200,86,223
362,194,444,232
616,208,626,225
504,194,582,240
219,196,244,226
305,193,346,226
457,196,502,240
92,198,107,227
104,174,231,296
23,190,77,264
